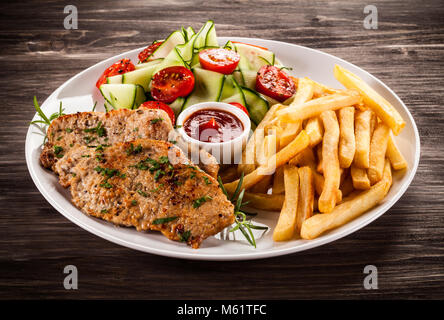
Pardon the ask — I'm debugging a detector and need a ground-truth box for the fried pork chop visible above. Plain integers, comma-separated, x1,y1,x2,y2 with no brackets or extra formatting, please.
40,106,220,178
55,139,234,248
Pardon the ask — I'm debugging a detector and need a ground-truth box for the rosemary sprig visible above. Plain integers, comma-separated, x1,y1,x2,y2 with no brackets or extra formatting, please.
29,96,66,143
218,172,268,248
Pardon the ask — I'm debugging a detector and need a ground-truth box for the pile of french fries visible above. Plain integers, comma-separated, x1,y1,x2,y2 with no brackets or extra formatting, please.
221,64,408,241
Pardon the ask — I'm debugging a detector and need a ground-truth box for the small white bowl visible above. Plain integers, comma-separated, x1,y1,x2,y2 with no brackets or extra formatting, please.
176,102,251,164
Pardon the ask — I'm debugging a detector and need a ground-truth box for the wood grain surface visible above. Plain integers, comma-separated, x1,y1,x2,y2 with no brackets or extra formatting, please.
1,0,443,299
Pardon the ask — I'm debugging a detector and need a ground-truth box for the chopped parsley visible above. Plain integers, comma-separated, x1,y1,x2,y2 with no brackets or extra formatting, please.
150,117,163,124
179,230,191,242
53,145,64,158
131,200,138,206
65,128,73,133
100,181,113,189
101,209,108,214
83,136,96,144
152,216,178,225
137,189,148,197
81,154,90,158
203,176,212,185
84,121,106,137
126,143,142,156
193,195,213,208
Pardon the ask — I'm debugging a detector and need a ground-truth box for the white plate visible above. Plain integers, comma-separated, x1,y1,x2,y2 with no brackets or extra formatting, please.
25,37,420,261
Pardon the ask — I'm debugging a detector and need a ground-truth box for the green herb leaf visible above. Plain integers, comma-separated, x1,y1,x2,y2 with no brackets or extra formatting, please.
152,216,178,225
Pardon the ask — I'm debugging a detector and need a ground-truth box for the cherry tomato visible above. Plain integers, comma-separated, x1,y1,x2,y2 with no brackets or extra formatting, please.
138,41,163,63
96,58,135,89
139,101,175,125
199,48,240,75
255,65,296,102
231,41,268,51
151,66,195,104
229,102,249,116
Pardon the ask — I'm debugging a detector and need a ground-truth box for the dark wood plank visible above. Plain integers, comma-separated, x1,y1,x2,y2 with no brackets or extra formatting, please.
0,0,443,299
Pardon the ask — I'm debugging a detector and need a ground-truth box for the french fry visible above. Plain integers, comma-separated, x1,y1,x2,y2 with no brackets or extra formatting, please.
219,166,239,183
334,64,405,135
243,192,285,211
305,117,324,147
301,160,392,239
313,170,325,196
350,164,371,190
272,166,285,194
338,107,356,168
250,175,272,193
289,147,316,168
279,121,302,148
296,166,314,233
318,110,341,213
224,130,309,193
308,79,340,97
273,165,299,241
368,122,390,184
386,135,408,170
275,90,361,122
257,133,278,166
354,109,373,168
238,104,284,175
340,174,354,198
276,78,314,122
316,144,323,174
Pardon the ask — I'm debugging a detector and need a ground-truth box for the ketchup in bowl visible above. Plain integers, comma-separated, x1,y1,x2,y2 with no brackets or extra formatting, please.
183,108,244,143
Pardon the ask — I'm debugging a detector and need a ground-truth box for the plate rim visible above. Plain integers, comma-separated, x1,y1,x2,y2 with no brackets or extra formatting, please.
25,37,421,261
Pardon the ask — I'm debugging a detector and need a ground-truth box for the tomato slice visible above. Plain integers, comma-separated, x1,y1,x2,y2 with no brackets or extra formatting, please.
96,58,135,89
199,48,240,75
138,41,163,63
151,66,195,104
231,41,268,51
139,101,175,125
255,65,296,102
228,102,249,116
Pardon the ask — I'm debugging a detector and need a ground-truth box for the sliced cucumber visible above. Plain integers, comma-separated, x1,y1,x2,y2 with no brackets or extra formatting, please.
100,84,146,110
241,87,269,125
236,43,275,88
205,22,218,47
223,40,236,50
235,43,275,70
135,58,163,69
147,31,186,61
185,26,195,41
219,75,246,106
168,97,186,117
176,34,197,65
152,46,188,75
182,67,225,110
106,74,122,84
107,62,161,91
193,20,215,49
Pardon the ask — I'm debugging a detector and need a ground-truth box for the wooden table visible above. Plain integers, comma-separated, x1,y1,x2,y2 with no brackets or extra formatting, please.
1,0,443,299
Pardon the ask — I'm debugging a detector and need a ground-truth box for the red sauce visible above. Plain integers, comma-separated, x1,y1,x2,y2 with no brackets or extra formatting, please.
183,108,244,143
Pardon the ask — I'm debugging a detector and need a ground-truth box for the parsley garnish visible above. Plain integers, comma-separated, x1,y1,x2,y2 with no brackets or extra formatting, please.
53,145,64,158
179,230,191,242
84,121,106,137
137,190,148,197
203,176,211,185
150,117,163,124
152,216,178,225
193,195,213,208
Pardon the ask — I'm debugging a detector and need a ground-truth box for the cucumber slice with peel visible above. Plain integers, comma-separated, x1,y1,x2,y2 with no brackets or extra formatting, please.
100,84,146,110
182,67,225,110
241,86,269,125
